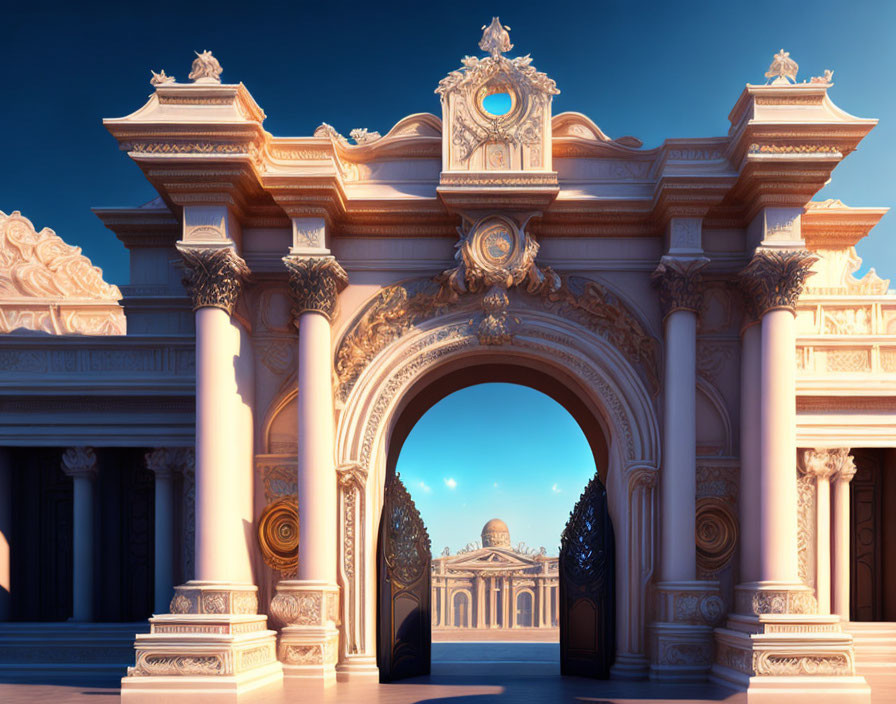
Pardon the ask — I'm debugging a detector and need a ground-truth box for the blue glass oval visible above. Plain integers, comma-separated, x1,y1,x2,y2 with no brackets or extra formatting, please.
482,92,512,116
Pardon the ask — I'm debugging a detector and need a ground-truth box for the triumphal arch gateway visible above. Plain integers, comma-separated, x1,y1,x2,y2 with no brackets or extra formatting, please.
0,19,894,703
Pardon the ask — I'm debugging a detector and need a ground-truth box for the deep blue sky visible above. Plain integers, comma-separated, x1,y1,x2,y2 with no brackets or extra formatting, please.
395,384,596,555
2,1,893,285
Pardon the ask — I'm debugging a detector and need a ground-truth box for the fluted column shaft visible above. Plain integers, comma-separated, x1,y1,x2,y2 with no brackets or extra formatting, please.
62,448,98,622
652,256,707,582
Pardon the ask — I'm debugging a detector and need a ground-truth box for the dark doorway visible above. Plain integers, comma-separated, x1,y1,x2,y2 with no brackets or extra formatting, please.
851,448,896,621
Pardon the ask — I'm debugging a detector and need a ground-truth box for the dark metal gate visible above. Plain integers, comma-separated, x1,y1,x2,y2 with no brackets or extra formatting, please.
376,471,431,682
559,472,615,678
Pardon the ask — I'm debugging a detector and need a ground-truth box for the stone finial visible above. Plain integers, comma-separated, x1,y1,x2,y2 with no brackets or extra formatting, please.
177,245,250,314
61,447,98,479
282,255,348,323
765,49,799,85
188,50,223,84
150,69,175,87
479,17,512,57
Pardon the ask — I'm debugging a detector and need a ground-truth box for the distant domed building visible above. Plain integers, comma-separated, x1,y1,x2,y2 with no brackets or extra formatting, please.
431,519,558,631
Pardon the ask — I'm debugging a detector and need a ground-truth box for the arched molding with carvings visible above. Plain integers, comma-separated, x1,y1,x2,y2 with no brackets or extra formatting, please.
332,295,661,677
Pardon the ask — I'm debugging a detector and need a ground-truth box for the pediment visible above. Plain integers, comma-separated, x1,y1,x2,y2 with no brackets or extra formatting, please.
444,547,539,570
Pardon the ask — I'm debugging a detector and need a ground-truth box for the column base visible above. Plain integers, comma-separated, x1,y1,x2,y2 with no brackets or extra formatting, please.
336,655,380,682
610,652,650,680
649,580,724,682
711,582,870,704
121,582,282,703
270,580,340,687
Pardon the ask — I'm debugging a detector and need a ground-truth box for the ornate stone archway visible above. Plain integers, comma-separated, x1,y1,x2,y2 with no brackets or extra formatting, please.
331,285,662,679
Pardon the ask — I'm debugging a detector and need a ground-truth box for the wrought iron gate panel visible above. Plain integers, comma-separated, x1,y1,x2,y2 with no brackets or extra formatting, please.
559,472,615,678
377,471,431,682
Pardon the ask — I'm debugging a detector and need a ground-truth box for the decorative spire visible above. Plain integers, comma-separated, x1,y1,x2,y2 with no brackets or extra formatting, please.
150,69,175,87
479,17,513,57
765,48,799,85
188,50,223,84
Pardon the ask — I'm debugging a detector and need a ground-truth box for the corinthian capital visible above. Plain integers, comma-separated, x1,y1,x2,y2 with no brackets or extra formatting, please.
799,448,850,480
177,245,250,315
61,447,98,480
282,255,348,323
651,256,709,318
738,248,817,316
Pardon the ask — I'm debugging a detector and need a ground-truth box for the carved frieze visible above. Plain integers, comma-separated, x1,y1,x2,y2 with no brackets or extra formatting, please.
738,249,818,315
177,245,250,314
282,255,348,323
651,256,709,318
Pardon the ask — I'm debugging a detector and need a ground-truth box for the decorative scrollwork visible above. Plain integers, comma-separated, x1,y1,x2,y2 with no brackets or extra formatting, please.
560,473,613,587
257,495,299,573
383,472,430,588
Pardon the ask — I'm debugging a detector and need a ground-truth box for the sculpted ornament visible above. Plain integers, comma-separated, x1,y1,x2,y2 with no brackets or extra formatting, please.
0,210,125,335
188,50,222,83
61,447,98,479
256,495,299,574
738,249,817,316
765,49,799,85
651,256,709,318
177,246,250,314
283,255,348,323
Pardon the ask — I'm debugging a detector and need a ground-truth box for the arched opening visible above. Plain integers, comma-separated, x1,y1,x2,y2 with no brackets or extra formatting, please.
452,591,470,628
376,362,616,682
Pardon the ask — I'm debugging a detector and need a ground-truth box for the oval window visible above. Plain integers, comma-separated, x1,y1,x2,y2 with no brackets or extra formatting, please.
481,92,512,116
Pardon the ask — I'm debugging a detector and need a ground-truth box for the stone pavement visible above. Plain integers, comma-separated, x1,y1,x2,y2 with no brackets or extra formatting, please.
0,642,890,703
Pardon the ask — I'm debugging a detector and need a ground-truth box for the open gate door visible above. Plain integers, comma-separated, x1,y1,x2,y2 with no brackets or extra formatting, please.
377,471,431,682
559,472,615,678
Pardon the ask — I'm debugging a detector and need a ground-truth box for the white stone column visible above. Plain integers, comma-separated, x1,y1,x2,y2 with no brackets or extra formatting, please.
0,448,10,621
712,239,868,700
833,455,857,620
61,447,98,622
800,449,848,615
649,237,721,682
123,228,281,700
271,251,347,685
145,448,185,615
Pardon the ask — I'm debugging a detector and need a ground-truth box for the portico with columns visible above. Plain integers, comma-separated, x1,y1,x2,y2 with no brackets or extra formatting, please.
0,24,894,704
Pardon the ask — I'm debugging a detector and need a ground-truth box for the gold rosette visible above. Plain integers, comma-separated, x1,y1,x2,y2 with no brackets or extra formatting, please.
257,495,299,573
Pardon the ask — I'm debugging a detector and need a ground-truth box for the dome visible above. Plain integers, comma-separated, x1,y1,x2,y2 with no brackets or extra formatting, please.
481,518,511,547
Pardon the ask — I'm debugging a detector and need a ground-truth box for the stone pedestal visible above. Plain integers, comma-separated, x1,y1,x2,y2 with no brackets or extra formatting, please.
270,581,340,685
649,581,725,681
121,582,281,702
712,583,870,703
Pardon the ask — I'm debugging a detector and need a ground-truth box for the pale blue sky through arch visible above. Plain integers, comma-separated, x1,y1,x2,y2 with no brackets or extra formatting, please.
394,383,597,556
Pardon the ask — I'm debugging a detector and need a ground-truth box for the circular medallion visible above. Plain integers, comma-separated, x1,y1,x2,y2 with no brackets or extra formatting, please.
257,495,299,573
474,218,517,269
695,497,737,573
